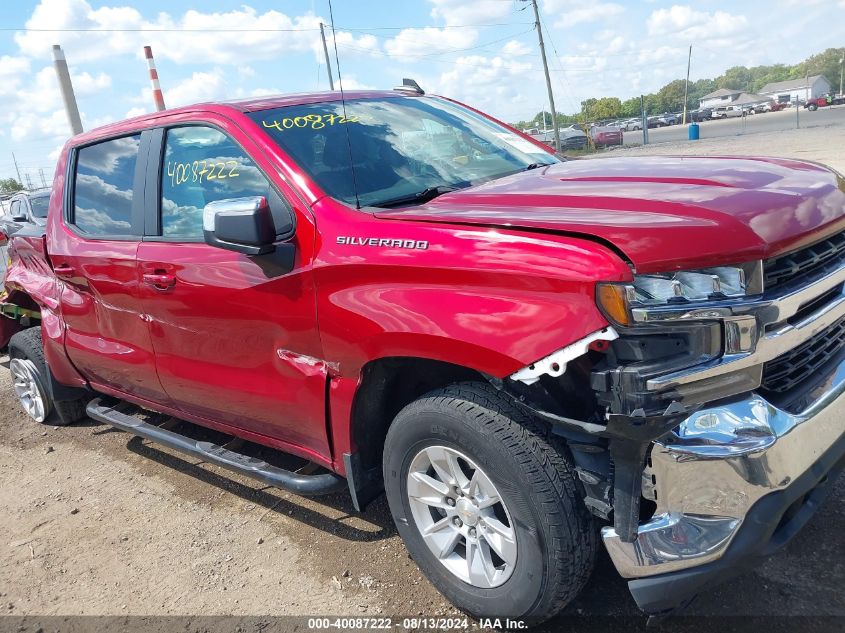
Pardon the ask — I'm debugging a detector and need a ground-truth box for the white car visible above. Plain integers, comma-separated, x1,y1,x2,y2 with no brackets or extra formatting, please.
712,105,742,119
623,118,642,131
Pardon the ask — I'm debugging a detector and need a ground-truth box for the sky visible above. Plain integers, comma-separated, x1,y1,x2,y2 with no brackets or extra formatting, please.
1,0,843,185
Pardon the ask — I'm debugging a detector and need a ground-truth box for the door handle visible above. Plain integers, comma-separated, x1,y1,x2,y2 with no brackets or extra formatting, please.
142,272,176,290
53,264,74,277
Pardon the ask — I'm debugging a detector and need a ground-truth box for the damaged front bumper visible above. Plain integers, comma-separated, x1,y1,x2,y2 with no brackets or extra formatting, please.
601,357,845,613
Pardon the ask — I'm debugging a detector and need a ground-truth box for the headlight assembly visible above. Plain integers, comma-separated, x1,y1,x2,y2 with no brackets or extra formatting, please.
597,262,763,326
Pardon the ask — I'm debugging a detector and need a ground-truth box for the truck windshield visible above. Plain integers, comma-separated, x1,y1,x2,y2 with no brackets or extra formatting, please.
248,96,557,208
28,195,50,218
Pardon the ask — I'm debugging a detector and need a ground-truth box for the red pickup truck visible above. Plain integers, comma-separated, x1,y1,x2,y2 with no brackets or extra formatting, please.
2,88,845,623
804,94,845,110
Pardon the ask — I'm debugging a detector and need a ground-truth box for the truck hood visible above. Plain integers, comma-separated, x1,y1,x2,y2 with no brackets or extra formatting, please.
374,156,845,273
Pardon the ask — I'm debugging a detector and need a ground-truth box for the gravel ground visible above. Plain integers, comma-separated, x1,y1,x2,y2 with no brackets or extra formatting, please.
600,121,845,174
2,126,844,630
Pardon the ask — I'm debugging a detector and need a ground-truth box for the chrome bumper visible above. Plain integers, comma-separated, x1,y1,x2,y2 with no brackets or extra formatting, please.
602,356,845,578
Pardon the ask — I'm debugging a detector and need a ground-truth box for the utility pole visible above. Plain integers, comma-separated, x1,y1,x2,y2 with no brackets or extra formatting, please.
144,46,166,111
528,0,560,152
839,50,843,97
39,168,47,188
320,23,335,91
682,45,692,125
641,95,649,145
51,45,83,135
11,153,22,185
24,174,33,190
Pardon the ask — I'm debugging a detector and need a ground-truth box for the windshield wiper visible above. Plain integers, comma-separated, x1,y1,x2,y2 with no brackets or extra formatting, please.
371,185,463,209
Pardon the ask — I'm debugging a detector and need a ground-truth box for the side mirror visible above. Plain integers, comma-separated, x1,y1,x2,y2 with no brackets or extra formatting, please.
203,196,276,256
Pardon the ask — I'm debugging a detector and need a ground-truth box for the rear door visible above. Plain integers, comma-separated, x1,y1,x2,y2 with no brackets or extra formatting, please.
136,120,329,460
49,132,170,404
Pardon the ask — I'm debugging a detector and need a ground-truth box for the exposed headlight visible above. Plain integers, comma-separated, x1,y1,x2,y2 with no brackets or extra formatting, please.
597,262,762,326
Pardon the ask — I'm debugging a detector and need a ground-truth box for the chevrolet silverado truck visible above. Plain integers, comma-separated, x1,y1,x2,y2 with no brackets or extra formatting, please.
2,87,844,623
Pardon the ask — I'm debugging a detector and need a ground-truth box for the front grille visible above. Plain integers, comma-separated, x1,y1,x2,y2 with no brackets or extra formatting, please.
761,315,845,393
764,230,845,291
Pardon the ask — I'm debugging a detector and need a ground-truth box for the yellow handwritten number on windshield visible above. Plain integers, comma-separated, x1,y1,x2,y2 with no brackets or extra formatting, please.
261,113,360,132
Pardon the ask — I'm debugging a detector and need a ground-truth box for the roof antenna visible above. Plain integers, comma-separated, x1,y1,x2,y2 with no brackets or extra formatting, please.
327,0,361,209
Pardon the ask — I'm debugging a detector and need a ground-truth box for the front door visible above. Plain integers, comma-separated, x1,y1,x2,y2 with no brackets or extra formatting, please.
136,123,330,460
50,132,169,403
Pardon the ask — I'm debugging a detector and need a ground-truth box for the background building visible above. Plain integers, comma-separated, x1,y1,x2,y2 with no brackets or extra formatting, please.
759,75,832,104
699,88,743,109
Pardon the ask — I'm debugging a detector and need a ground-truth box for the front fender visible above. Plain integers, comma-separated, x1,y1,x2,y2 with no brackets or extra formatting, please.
315,205,631,378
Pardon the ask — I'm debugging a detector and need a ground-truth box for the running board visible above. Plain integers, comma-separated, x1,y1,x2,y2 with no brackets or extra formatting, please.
86,398,346,496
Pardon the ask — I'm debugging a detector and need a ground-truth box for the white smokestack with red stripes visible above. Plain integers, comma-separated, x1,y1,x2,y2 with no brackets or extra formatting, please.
144,45,166,112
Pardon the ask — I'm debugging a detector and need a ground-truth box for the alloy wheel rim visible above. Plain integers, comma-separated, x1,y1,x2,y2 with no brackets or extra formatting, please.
406,445,517,588
10,358,49,423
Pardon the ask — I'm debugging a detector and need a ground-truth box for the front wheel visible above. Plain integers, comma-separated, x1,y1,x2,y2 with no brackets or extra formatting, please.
808,103,818,111
383,382,596,624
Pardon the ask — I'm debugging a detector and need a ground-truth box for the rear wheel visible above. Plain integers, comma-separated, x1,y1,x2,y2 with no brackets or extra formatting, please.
383,382,596,624
8,328,87,425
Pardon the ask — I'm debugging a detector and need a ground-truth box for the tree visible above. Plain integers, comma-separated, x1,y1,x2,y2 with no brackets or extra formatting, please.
620,97,642,118
0,178,23,194
792,48,843,90
656,79,687,112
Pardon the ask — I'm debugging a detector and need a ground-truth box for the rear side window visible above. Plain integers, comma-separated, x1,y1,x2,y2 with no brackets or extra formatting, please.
160,126,272,239
73,134,141,236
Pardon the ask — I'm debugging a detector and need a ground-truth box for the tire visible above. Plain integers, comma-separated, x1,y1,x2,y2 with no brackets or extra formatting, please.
8,327,87,426
383,382,596,624
808,103,818,111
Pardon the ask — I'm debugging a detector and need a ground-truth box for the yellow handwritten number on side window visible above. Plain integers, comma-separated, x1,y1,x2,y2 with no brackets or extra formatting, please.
167,160,241,187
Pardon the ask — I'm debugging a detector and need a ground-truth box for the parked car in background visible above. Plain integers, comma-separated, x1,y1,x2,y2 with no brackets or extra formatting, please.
712,105,742,119
658,113,681,126
688,108,712,122
646,115,664,128
590,125,623,148
558,124,589,149
529,125,588,151
0,189,50,235
622,118,642,131
0,189,51,278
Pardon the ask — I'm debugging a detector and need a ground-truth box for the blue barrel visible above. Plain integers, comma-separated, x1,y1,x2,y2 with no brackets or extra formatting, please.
688,122,700,140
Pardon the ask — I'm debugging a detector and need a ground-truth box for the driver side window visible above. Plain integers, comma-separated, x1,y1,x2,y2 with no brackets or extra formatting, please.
160,126,272,239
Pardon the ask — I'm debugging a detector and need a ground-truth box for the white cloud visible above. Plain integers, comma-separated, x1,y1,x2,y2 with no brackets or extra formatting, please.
125,106,147,119
543,0,625,28
647,5,748,40
0,56,32,97
428,0,514,26
10,110,68,142
434,52,534,119
502,40,532,57
166,69,228,107
385,27,478,59
15,0,381,65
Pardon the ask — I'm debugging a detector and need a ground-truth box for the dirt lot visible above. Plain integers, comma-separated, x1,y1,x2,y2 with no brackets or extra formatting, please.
2,125,845,631
604,121,845,174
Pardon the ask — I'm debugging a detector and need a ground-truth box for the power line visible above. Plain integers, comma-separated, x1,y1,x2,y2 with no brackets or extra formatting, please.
351,28,535,58
0,22,533,33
